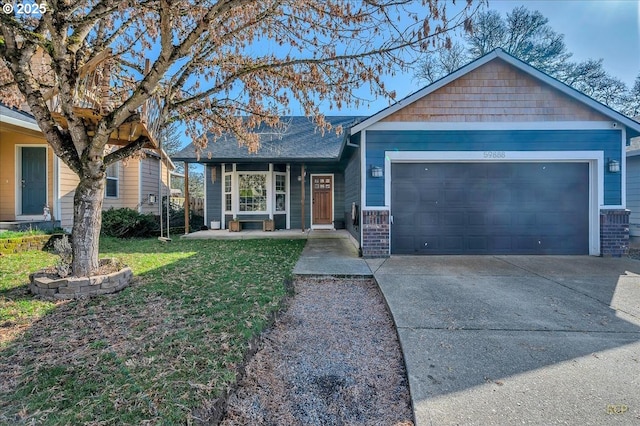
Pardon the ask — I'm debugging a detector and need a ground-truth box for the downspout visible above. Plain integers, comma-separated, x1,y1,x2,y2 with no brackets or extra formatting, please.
301,163,305,232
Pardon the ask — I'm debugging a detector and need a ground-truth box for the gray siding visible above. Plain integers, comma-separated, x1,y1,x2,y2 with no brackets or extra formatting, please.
206,165,222,223
627,156,640,236
343,146,361,242
140,157,162,215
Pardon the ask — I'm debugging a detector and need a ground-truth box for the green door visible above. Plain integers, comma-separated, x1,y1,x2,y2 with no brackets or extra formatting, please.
21,147,47,215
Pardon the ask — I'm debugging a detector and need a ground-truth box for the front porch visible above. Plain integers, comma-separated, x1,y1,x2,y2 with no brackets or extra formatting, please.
182,228,354,242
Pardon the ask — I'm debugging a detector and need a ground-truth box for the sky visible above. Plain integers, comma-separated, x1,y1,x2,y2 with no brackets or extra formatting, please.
311,0,640,116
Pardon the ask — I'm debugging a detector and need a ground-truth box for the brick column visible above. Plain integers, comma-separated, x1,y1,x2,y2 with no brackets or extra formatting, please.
362,209,390,257
600,209,630,257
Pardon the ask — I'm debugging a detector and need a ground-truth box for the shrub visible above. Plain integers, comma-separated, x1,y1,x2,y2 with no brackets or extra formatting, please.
101,208,159,238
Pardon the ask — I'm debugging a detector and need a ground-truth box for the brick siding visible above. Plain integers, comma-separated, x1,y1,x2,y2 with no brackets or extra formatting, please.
600,209,630,257
362,210,390,257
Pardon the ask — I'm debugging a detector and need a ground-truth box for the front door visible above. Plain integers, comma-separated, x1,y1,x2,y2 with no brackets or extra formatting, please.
21,147,47,215
312,175,333,226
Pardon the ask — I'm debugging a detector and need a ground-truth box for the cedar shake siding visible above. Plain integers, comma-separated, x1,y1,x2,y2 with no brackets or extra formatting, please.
382,59,609,123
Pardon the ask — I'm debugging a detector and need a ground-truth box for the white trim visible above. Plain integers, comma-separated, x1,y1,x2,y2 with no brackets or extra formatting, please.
360,130,367,245
104,162,119,198
273,171,287,219
286,164,291,229
383,150,604,256
1,114,41,132
236,171,269,215
350,48,640,135
621,127,627,209
203,164,208,228
310,173,335,229
267,164,274,219
54,156,60,221
15,144,49,217
221,164,226,229
231,163,237,217
365,121,618,132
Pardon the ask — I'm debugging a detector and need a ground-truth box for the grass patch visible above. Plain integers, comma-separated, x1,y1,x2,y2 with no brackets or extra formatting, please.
0,229,47,239
0,237,305,425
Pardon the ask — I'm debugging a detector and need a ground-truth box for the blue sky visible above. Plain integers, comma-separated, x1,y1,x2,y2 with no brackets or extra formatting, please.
310,0,640,116
177,0,640,148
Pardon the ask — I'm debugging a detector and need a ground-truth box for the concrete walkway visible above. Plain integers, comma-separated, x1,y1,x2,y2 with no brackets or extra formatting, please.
293,230,372,277
372,255,640,426
183,228,372,276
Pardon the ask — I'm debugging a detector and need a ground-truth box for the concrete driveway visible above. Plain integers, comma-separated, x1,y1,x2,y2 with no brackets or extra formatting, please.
371,256,640,425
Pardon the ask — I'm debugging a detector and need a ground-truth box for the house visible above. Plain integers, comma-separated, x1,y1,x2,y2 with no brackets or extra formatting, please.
625,117,640,237
174,48,640,256
0,103,175,232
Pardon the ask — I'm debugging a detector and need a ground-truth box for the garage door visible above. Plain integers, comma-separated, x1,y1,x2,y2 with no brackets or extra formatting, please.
391,162,589,254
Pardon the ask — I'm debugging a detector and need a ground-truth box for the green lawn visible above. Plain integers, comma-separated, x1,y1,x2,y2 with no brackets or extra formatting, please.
0,237,305,425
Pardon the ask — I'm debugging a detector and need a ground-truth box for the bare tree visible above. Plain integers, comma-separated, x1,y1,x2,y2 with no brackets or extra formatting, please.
0,0,479,276
624,75,640,118
415,6,633,114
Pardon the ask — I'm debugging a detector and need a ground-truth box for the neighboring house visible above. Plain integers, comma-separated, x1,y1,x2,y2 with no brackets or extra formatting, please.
175,48,640,257
625,116,640,236
0,104,175,232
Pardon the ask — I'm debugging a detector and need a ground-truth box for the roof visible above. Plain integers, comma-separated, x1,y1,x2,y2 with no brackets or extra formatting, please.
350,48,640,139
173,116,363,162
0,103,40,132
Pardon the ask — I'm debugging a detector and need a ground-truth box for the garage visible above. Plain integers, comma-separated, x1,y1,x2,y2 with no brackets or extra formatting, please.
391,162,589,255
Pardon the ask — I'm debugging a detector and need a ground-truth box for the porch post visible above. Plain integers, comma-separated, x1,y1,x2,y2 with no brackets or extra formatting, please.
184,162,190,234
301,163,305,232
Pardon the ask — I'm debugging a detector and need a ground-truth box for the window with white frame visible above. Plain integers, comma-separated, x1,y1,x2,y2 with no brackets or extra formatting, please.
224,173,232,212
238,174,267,212
275,173,286,212
105,163,118,198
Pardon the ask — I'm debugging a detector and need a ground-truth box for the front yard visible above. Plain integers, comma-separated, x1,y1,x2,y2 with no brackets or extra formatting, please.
0,237,305,425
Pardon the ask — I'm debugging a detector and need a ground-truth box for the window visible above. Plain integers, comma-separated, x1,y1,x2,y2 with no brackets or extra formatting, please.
238,174,267,212
275,173,286,212
224,174,232,212
105,163,118,198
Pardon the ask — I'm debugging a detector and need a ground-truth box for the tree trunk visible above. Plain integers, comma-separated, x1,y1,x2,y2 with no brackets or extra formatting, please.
71,175,105,277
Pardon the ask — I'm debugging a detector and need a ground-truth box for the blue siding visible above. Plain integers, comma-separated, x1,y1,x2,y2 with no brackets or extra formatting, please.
206,165,222,222
290,164,344,229
365,130,622,206
343,146,361,242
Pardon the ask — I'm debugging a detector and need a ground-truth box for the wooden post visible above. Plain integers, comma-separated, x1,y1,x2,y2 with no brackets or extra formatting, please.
301,163,305,232
184,162,190,234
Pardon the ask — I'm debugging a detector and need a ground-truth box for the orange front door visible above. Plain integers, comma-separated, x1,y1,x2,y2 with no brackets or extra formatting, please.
312,175,333,225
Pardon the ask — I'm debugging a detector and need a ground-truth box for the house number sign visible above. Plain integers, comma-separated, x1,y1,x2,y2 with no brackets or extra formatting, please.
483,151,506,159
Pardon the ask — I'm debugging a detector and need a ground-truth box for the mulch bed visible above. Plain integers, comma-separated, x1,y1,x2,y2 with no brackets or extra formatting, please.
221,277,413,425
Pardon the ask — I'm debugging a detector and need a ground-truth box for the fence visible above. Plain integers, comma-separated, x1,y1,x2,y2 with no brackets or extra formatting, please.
170,197,205,216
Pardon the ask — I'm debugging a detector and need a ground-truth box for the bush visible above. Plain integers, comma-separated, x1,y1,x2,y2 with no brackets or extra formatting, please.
101,208,159,238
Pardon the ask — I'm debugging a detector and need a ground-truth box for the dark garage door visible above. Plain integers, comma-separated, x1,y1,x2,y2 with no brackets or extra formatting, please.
391,162,589,254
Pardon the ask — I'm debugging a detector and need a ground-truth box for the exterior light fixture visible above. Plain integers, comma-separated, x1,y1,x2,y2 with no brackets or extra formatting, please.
371,165,383,178
148,194,157,204
608,159,620,173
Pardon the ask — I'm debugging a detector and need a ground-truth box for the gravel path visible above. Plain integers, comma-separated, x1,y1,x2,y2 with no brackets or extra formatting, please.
221,278,413,425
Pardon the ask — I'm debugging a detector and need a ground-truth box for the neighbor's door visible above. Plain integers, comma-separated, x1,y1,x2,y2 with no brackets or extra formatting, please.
21,147,47,215
312,175,333,226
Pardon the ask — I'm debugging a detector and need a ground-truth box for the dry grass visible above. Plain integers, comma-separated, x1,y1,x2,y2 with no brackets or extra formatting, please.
0,238,305,425
222,278,413,425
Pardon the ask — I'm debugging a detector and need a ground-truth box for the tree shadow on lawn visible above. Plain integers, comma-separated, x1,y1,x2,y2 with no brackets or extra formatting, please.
0,237,306,425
